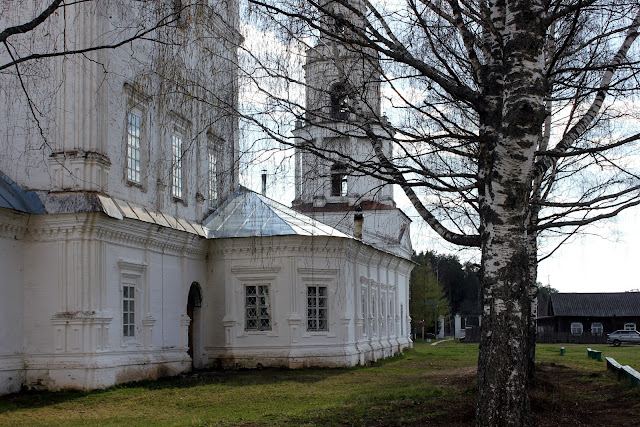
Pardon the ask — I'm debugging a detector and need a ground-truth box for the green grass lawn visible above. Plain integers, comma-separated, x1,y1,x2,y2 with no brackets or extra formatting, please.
0,342,638,426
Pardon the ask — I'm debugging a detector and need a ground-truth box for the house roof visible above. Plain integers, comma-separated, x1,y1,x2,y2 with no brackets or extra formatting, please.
550,292,640,317
202,188,352,239
0,170,46,214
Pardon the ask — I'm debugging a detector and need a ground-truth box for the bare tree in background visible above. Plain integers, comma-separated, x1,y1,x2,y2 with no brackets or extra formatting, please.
239,0,640,425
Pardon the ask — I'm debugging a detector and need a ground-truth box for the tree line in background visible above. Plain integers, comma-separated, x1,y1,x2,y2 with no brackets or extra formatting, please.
410,251,481,336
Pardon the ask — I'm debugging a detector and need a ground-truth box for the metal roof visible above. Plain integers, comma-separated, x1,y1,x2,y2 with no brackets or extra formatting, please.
0,170,45,214
550,292,640,317
202,188,352,239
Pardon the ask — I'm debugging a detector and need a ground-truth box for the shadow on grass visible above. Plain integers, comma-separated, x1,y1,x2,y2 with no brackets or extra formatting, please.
0,367,355,414
0,352,413,414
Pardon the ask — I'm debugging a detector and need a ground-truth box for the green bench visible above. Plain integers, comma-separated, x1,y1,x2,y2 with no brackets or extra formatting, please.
587,348,602,361
605,356,622,371
621,365,640,388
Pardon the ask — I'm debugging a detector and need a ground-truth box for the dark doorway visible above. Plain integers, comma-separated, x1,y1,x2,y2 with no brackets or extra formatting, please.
187,282,202,366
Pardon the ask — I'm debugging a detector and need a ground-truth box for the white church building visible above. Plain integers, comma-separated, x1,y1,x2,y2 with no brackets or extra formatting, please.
0,0,413,394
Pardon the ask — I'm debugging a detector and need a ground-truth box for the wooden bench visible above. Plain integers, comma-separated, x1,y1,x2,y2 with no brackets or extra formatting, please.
587,348,602,361
605,356,622,372
621,365,640,388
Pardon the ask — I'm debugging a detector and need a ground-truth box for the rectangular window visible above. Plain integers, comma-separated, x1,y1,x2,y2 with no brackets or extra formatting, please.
126,113,142,183
624,322,636,331
570,322,583,336
591,322,603,336
208,150,217,208
172,134,183,199
307,286,328,331
123,284,135,337
245,285,270,331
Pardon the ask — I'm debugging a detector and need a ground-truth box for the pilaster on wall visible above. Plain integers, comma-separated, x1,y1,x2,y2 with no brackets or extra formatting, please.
50,1,110,193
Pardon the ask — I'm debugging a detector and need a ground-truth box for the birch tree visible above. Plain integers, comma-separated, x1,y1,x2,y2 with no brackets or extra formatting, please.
240,0,640,425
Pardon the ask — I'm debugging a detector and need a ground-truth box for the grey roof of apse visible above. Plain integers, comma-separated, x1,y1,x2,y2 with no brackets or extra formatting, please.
0,170,46,214
550,292,640,317
202,188,352,239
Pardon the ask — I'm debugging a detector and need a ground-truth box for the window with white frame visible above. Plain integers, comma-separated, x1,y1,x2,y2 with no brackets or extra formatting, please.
591,322,603,336
624,322,636,331
245,284,271,331
307,285,328,331
126,112,142,184
208,149,217,208
570,322,583,335
171,133,184,199
123,284,136,337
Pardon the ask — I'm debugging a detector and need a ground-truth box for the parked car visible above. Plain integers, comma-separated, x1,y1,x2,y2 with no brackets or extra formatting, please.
607,330,640,346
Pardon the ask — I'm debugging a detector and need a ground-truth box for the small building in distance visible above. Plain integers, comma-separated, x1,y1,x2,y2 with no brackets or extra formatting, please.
537,292,640,343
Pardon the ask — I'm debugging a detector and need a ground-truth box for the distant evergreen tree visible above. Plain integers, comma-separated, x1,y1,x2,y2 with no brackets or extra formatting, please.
409,260,449,334
536,284,559,317
411,251,481,317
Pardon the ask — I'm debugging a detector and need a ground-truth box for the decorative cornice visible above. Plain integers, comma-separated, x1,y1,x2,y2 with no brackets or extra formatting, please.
24,213,208,257
0,209,29,239
49,150,111,167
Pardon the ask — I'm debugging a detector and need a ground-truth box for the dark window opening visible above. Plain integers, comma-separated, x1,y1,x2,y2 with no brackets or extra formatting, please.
330,83,350,120
331,163,348,197
187,282,202,308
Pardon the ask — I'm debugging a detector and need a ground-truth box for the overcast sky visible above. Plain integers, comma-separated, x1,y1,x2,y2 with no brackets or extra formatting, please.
401,193,640,294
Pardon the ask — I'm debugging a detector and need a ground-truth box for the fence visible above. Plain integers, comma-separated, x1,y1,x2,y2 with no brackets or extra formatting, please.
537,331,607,344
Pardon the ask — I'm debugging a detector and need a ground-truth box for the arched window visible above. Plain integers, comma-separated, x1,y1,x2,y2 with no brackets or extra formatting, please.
187,282,202,308
331,163,348,196
330,83,349,120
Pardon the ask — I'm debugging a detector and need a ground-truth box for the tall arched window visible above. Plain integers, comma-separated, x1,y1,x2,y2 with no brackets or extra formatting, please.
331,163,348,196
330,83,349,120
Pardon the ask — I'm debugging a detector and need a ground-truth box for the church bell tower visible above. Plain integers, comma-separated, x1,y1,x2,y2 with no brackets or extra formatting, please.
292,0,411,259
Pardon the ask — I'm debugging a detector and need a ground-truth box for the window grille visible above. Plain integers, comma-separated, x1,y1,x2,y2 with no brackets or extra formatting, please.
570,322,583,336
123,284,135,337
591,322,603,336
307,286,328,331
126,113,141,183
245,285,270,331
172,134,183,199
624,322,636,331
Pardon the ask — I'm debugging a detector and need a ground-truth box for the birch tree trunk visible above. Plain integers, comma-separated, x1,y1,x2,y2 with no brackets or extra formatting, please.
476,1,546,425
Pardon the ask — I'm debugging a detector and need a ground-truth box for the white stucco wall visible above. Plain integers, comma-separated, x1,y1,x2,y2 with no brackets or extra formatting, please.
0,1,240,224
10,213,208,391
0,209,28,394
205,235,412,369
